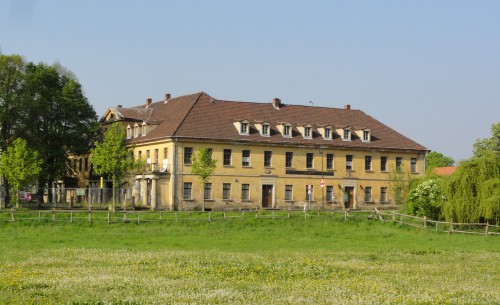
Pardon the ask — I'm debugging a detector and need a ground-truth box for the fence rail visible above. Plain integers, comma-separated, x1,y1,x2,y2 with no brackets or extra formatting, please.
1,208,498,236
375,209,500,236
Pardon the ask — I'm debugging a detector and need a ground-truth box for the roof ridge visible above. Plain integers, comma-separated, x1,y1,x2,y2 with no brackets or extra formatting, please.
172,92,205,136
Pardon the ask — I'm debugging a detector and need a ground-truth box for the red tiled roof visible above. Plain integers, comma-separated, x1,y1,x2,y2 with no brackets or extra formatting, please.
433,166,457,176
119,91,427,152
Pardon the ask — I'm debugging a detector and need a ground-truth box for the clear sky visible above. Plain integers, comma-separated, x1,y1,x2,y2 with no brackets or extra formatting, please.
1,0,499,162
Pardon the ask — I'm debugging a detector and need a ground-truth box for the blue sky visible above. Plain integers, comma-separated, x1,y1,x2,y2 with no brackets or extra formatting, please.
1,0,499,162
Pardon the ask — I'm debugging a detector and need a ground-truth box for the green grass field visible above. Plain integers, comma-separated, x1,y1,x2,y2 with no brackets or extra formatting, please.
0,212,498,304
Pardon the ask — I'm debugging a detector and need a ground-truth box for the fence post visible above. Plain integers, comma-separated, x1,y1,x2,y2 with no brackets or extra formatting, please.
159,211,162,222
175,212,178,222
423,216,427,229
392,210,395,223
224,212,226,220
10,209,14,222
485,222,489,236
137,212,140,224
70,211,73,223
123,213,127,222
272,210,275,220
449,220,453,234
38,211,41,222
255,210,258,219
107,211,110,224
52,210,55,222
208,212,211,222
304,210,307,220
88,210,92,223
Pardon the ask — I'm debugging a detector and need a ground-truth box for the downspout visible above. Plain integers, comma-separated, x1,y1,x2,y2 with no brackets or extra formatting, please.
172,137,178,211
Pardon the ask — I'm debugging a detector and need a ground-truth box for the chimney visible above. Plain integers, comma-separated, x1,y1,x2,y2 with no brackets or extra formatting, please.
117,104,122,108
164,93,171,104
272,98,281,109
344,104,351,110
146,98,152,108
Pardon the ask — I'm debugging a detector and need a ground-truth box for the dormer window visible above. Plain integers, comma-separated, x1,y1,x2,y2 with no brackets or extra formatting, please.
126,125,132,139
319,126,333,140
305,127,312,138
234,120,250,135
134,123,140,138
363,130,371,142
262,124,270,136
342,128,351,141
141,122,147,137
284,125,291,137
325,128,331,139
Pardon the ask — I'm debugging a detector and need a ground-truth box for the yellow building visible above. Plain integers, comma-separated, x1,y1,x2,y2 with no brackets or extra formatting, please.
98,92,427,210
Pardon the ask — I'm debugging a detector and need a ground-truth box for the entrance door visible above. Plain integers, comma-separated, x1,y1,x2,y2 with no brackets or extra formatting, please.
344,187,354,209
262,185,273,208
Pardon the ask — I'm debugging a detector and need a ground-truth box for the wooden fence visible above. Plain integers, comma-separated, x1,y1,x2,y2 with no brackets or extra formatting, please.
374,209,500,236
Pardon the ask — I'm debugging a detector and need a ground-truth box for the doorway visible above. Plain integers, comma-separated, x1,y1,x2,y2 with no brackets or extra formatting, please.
344,187,354,209
262,185,273,208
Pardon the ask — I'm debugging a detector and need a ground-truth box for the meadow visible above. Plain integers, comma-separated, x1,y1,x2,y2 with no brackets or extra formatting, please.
0,211,498,304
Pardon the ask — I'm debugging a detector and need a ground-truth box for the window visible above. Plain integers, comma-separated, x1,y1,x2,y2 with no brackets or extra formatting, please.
304,126,312,138
204,183,212,200
264,151,272,167
262,124,270,136
142,124,146,136
286,152,293,168
146,150,151,165
380,187,388,202
284,125,291,137
184,147,193,165
223,149,232,166
381,156,387,171
84,158,88,171
326,186,334,202
306,153,314,169
326,154,334,170
163,147,168,159
346,155,353,171
242,184,250,200
363,130,370,142
79,158,82,172
343,129,351,140
396,157,403,171
411,158,417,173
325,128,332,139
242,150,250,166
240,122,249,134
364,187,372,202
285,185,293,201
138,150,142,160
306,185,313,201
126,126,132,139
154,149,159,165
365,156,372,171
223,183,231,200
183,182,192,199
134,125,140,138
207,148,213,156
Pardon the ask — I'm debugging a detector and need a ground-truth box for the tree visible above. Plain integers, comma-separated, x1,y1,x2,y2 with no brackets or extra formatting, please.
190,147,216,212
0,138,42,208
91,123,136,212
20,62,99,203
473,122,500,157
388,168,412,205
404,178,444,220
425,151,455,175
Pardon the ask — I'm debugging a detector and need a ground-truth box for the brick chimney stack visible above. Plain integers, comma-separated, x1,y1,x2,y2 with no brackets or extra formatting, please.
146,98,152,108
272,98,281,109
164,93,171,104
344,104,351,110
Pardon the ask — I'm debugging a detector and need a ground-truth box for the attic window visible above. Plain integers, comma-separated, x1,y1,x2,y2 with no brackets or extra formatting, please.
262,123,270,136
325,128,331,139
284,125,291,137
343,128,351,141
126,125,132,139
134,124,140,138
141,122,147,137
363,130,371,142
234,120,250,135
319,126,333,140
304,127,312,139
241,122,249,134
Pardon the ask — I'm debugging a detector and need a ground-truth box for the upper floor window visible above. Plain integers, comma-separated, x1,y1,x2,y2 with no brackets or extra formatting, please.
411,158,417,173
306,153,314,169
396,157,403,172
304,126,312,139
326,153,334,170
141,123,147,136
363,130,371,142
234,120,250,135
241,122,249,134
134,124,140,138
346,155,353,171
126,125,132,139
223,149,232,166
184,147,193,165
365,156,372,171
325,128,332,139
242,150,250,166
286,152,293,168
264,151,272,167
381,156,387,172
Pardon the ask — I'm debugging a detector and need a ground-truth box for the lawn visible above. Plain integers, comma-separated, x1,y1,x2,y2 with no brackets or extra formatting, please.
0,212,498,304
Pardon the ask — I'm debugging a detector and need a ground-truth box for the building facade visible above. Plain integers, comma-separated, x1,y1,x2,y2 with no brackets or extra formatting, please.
96,92,427,210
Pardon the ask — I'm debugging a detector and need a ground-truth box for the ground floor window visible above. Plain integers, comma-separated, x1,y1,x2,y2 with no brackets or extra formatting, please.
326,186,334,202
380,187,387,203
204,183,212,200
364,186,372,202
285,185,293,201
183,182,192,199
223,183,231,200
242,184,250,200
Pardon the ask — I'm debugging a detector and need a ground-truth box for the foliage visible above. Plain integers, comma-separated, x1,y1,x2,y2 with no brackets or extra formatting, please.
388,168,411,205
91,123,136,211
404,178,444,219
0,138,42,207
442,151,500,224
425,151,455,174
190,147,217,211
473,122,500,157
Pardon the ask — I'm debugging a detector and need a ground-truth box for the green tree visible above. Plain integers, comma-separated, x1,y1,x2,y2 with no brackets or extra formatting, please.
20,62,99,203
404,178,444,220
0,138,42,208
388,168,412,205
473,122,500,157
91,123,136,212
190,147,216,212
425,151,455,175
